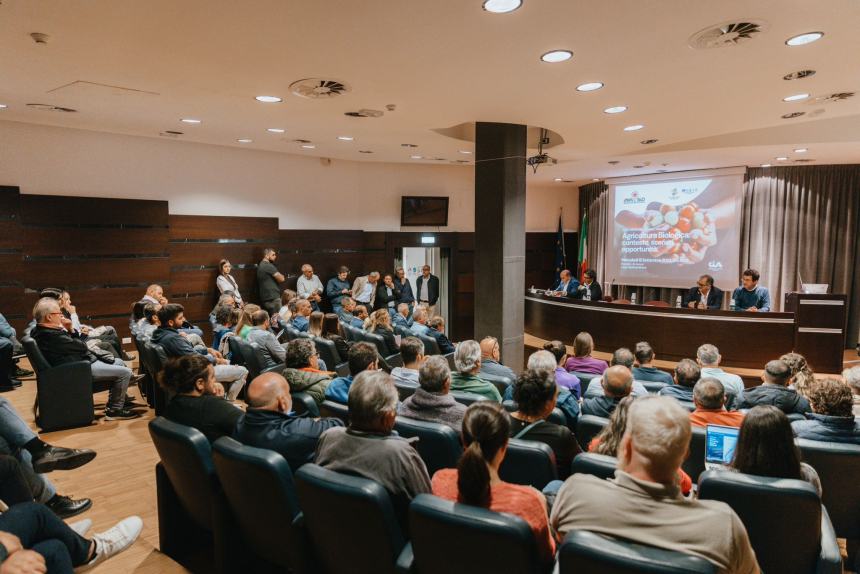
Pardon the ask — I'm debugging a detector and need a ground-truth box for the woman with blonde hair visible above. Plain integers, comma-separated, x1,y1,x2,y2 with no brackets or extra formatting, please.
235,303,259,339
780,352,815,398
369,308,399,356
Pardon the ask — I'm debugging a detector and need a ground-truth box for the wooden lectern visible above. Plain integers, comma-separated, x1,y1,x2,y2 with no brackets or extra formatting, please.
784,293,847,374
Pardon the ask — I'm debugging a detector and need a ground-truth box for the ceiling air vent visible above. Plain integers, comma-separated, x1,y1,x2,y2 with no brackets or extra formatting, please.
794,158,815,163
809,92,855,104
782,112,805,119
289,78,351,99
159,130,183,138
26,103,77,112
783,69,816,81
688,20,768,49
344,108,384,118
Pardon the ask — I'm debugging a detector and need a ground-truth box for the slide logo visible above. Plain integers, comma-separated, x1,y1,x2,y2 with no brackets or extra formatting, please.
623,190,647,205
708,260,723,271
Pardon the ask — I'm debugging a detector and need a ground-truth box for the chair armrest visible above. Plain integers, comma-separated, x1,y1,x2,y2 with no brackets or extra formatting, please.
395,542,414,574
292,392,320,417
288,513,318,574
817,506,843,574
41,361,93,386
261,363,285,375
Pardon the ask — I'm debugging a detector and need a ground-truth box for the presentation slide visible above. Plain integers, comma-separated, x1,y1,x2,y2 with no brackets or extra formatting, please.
605,169,744,289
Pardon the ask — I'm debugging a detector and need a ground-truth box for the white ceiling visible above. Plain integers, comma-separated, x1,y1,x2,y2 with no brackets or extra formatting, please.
1,0,858,184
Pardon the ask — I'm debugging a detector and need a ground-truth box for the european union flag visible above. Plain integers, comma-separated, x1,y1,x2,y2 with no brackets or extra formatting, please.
554,211,566,283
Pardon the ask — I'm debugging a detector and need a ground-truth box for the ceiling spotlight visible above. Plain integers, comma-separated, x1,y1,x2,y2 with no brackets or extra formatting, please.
267,128,285,133
237,139,253,143
794,148,808,153
337,136,354,141
783,93,810,102
180,118,201,124
576,82,604,92
482,0,522,13
301,144,316,149
0,104,6,109
541,50,573,63
255,95,282,103
624,124,645,131
459,150,472,155
592,178,600,181
760,163,772,167
785,32,824,46
604,106,627,114
554,178,563,182
641,139,658,145
775,156,789,161
782,111,805,119
410,155,423,159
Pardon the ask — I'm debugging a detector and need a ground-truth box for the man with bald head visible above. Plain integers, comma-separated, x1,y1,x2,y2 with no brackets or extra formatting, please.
737,359,811,415
233,372,343,472
689,378,745,428
478,336,517,382
551,397,758,573
581,365,633,417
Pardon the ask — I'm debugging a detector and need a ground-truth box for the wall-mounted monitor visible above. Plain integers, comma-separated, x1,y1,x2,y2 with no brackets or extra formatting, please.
400,196,449,226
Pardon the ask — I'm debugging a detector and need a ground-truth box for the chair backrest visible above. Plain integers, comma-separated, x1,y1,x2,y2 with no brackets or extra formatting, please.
571,452,618,480
237,340,264,380
21,336,51,373
313,337,342,367
394,381,418,401
481,373,513,396
393,417,462,476
639,381,668,394
409,494,542,574
501,401,567,427
680,425,707,483
559,530,717,574
498,438,557,490
417,333,441,355
361,330,389,357
284,326,302,341
295,464,405,574
697,470,821,574
575,414,610,449
335,362,350,377
449,391,488,407
796,438,860,539
227,337,246,366
148,417,217,531
393,324,412,338
212,437,300,568
341,324,359,342
385,353,404,367
319,400,350,424
571,371,600,395
290,391,320,417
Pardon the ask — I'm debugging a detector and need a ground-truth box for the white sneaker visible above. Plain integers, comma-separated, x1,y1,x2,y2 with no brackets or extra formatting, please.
68,518,92,537
77,516,143,571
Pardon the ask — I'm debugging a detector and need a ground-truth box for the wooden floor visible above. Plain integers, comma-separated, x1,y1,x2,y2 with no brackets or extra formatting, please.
7,361,188,573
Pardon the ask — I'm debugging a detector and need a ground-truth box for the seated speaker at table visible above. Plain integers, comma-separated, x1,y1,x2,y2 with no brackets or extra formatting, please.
681,274,723,310
571,269,602,301
549,269,579,297
730,268,771,312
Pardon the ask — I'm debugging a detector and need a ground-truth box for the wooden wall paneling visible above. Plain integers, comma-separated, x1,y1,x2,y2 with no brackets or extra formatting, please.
20,257,169,289
22,228,168,257
453,232,475,341
0,187,24,331
20,195,169,227
277,230,376,295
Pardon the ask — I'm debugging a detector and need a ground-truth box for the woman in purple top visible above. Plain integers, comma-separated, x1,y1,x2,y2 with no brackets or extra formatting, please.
542,340,582,399
563,332,608,376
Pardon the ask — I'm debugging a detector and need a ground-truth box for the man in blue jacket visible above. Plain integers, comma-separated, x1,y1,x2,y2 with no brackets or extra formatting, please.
549,269,580,297
731,268,771,312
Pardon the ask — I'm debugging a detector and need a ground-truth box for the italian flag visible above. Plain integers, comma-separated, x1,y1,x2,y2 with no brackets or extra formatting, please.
578,213,588,281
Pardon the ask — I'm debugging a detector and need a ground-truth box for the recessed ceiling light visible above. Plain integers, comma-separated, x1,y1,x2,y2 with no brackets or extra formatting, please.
785,32,824,46
337,136,354,141
760,163,772,167
301,144,316,149
180,118,201,124
604,106,627,114
783,93,810,102
255,95,282,103
592,178,600,181
237,139,253,143
554,178,563,182
541,50,573,63
267,128,285,133
459,150,472,155
410,155,423,159
482,0,522,13
0,104,6,109
576,82,604,92
775,156,789,161
624,124,645,131
794,148,808,153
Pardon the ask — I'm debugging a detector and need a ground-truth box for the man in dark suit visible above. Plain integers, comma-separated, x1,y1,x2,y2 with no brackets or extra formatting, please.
415,265,440,316
572,269,603,301
549,269,580,297
682,274,723,310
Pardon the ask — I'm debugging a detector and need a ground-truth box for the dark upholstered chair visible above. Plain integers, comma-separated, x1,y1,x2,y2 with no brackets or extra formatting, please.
148,417,230,573
499,438,557,490
697,469,842,574
571,371,599,396
559,530,717,574
393,325,412,338
416,333,441,355
449,391,488,407
319,400,350,424
360,330,390,357
481,373,513,397
212,437,303,572
386,353,404,368
571,452,617,480
22,335,93,431
404,493,546,574
501,400,567,427
334,362,350,377
142,342,170,415
393,417,462,476
796,438,860,543
313,336,342,369
574,414,609,449
293,464,408,574
680,425,706,483
290,391,320,417
394,380,418,401
639,381,668,394
341,324,360,342
227,337,245,366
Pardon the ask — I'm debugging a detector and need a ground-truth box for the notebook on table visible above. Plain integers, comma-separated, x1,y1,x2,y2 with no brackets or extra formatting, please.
704,424,740,471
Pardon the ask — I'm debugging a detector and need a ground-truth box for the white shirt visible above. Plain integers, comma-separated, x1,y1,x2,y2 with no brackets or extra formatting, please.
699,290,709,306
297,275,323,299
419,278,429,302
358,281,374,303
216,274,243,303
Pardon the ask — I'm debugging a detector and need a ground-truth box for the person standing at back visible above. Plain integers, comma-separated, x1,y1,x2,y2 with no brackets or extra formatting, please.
326,266,352,315
216,259,244,306
394,267,415,311
257,248,285,317
416,265,440,316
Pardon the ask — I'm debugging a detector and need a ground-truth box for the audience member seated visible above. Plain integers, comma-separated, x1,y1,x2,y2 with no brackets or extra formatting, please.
426,316,455,354
408,307,431,337
631,341,673,386
368,309,399,356
234,304,257,340
326,266,352,315
0,502,142,572
450,340,501,402
134,303,160,343
0,312,23,390
509,350,581,428
234,372,343,472
791,378,860,444
153,303,248,400
391,337,424,386
658,359,700,403
392,303,413,329
845,365,860,417
354,305,370,329
212,304,238,350
542,340,581,398
398,355,466,432
479,336,517,381
563,331,608,375
320,313,351,359
131,284,168,329
60,291,131,361
581,365,633,417
780,352,816,399
277,289,297,324
375,273,400,317
324,341,377,404
738,359,811,415
161,354,242,442
208,293,236,331
291,299,312,333
431,402,555,566
246,309,286,369
696,343,744,398
729,405,822,495
281,338,333,405
133,284,203,338
689,378,744,428
589,396,692,496
337,297,363,329
582,348,649,399
551,396,759,573
315,371,431,506
306,311,325,338
31,297,141,421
